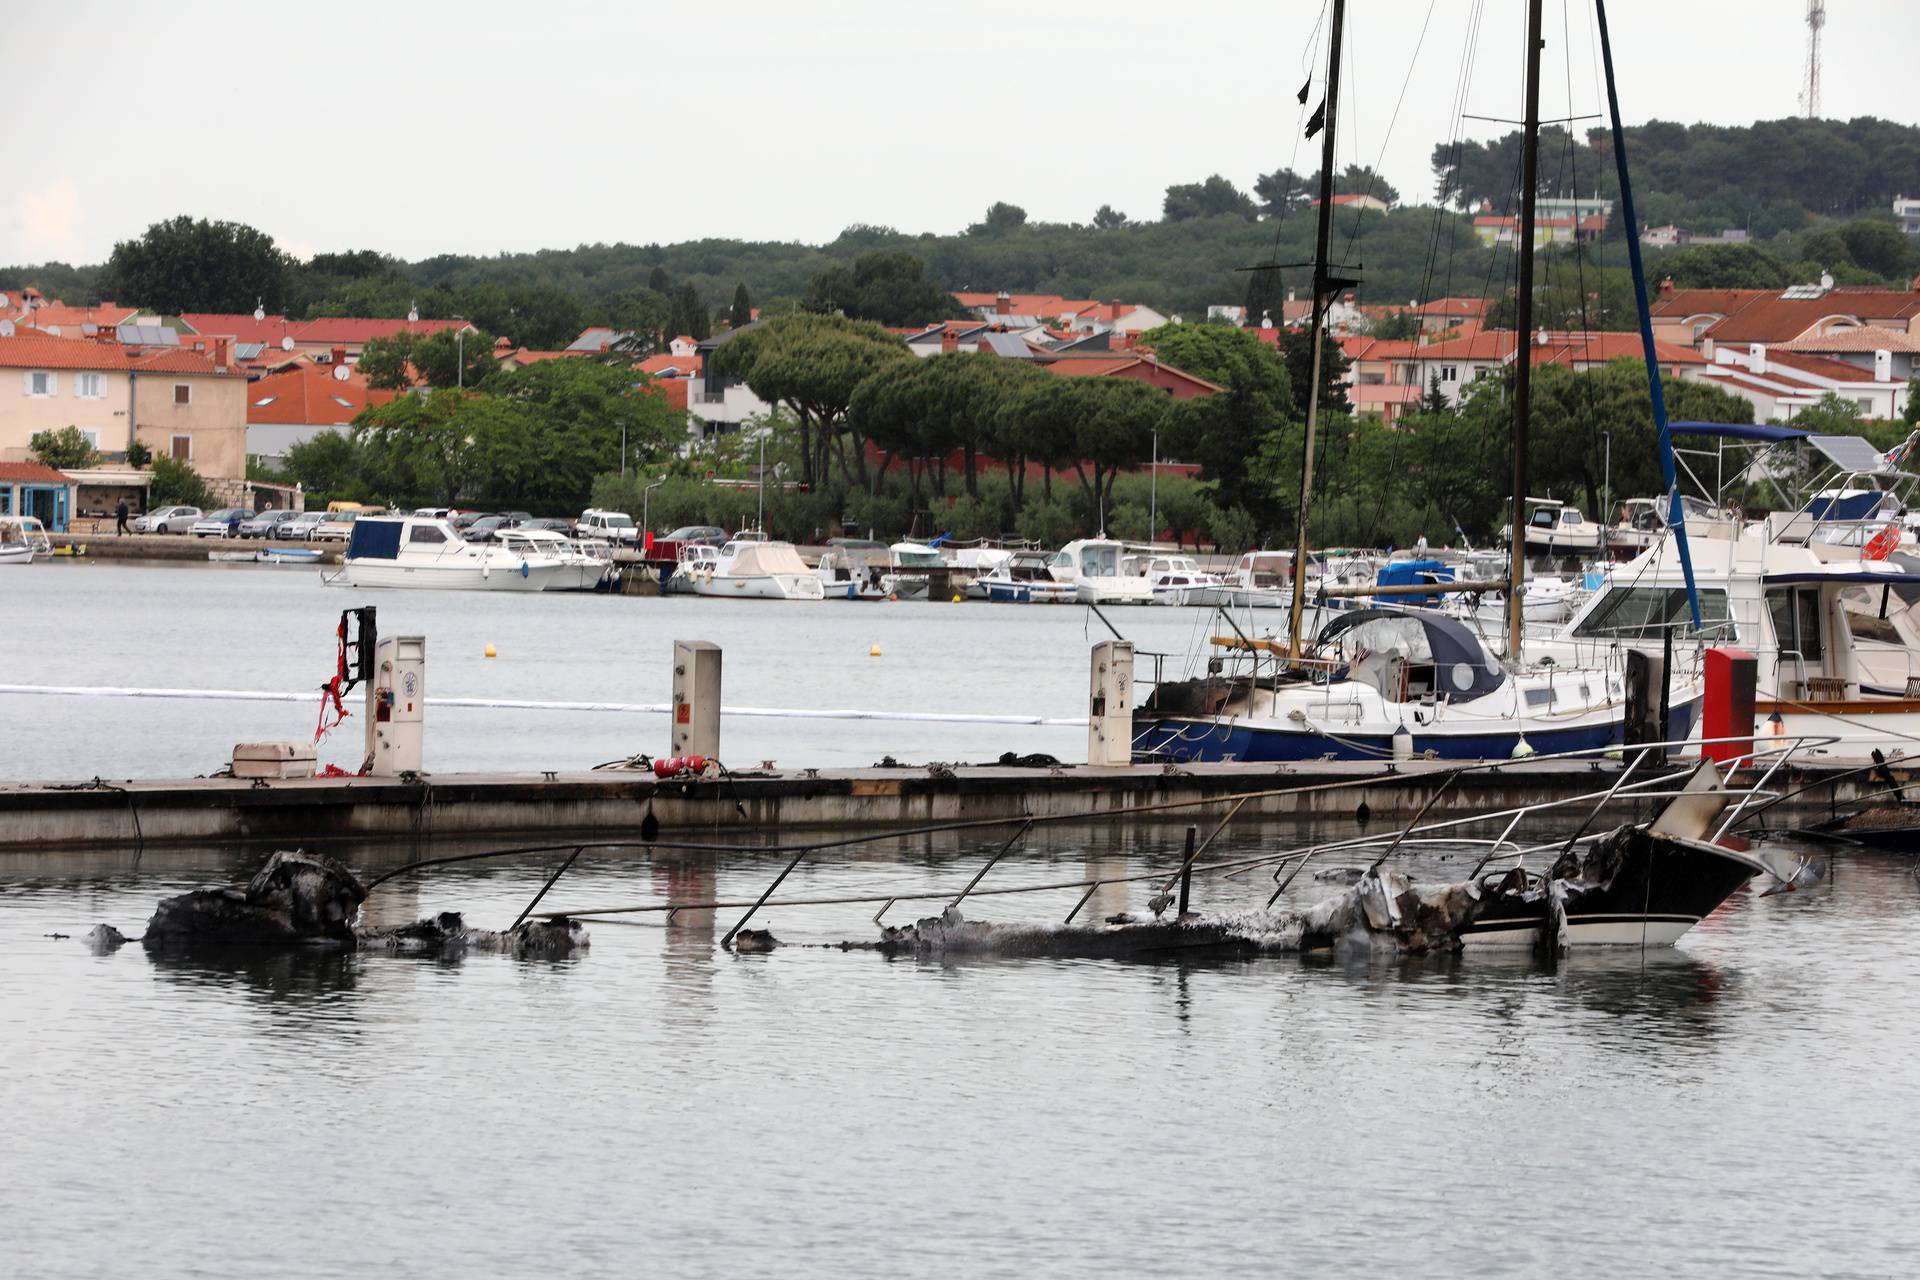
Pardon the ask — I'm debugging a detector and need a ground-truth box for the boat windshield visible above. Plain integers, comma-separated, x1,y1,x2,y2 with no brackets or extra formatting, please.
1079,544,1121,576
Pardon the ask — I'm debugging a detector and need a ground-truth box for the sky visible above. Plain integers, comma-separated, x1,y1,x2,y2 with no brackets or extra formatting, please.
5,0,1916,267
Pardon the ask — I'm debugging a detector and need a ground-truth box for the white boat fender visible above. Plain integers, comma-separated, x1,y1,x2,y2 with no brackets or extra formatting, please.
1392,724,1413,761
1511,736,1536,759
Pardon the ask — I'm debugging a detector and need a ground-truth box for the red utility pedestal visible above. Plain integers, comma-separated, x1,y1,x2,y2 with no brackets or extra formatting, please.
1701,647,1758,766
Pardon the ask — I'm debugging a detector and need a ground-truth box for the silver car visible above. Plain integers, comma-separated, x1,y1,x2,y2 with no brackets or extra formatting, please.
131,505,201,534
238,509,298,539
277,511,327,540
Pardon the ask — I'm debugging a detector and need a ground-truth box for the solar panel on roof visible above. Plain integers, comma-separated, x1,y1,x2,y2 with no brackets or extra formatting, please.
1808,433,1894,475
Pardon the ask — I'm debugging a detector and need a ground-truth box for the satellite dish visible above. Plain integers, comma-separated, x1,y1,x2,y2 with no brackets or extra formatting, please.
333,365,351,382
46,325,61,336
0,320,13,337
281,336,295,351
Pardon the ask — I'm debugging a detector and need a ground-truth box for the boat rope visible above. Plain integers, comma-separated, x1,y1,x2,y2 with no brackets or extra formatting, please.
0,684,1090,729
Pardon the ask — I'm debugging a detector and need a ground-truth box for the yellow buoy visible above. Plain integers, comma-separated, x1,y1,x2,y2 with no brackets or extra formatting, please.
951,594,963,603
484,643,498,658
869,644,882,658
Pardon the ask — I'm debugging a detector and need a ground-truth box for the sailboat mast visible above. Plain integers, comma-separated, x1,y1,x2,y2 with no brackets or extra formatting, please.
1506,0,1545,659
1287,0,1346,660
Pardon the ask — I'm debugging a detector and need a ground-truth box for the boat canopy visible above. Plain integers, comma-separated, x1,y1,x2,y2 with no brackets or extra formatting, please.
730,542,810,576
1670,422,1810,443
1314,608,1505,703
346,519,405,559
1762,570,1920,587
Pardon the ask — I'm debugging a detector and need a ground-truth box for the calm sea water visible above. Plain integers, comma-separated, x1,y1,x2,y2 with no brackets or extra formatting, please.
5,562,1917,1277
2,560,1235,780
3,822,1916,1278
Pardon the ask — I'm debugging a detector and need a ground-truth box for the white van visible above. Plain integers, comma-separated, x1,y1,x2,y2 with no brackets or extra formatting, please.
577,509,640,546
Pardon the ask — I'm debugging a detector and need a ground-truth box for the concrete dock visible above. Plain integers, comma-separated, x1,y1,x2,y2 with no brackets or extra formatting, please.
0,756,1887,852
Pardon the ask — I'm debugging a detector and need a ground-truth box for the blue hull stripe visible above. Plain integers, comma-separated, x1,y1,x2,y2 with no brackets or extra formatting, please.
1136,704,1697,764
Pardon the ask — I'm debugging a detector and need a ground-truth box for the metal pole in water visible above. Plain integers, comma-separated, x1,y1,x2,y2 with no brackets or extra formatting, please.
1177,824,1196,917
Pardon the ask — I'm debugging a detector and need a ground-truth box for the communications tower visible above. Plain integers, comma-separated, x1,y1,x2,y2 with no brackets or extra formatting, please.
1802,0,1826,119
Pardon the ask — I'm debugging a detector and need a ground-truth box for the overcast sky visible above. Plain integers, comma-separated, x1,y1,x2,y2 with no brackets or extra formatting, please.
6,1,1915,267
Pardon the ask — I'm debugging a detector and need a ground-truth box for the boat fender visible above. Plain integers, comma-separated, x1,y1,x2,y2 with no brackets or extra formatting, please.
521,561,530,578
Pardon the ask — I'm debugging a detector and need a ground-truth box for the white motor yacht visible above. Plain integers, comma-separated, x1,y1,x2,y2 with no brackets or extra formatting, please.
684,538,825,600
1049,538,1155,605
495,527,612,591
325,516,570,590
978,549,1078,603
1506,498,1607,557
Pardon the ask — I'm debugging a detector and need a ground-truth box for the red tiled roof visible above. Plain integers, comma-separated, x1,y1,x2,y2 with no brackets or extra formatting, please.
1753,348,1890,382
1649,288,1765,320
245,365,390,425
1409,331,1520,361
1699,291,1920,344
1530,332,1706,367
7,301,140,330
503,349,577,366
1781,325,1920,355
1044,353,1224,394
179,312,296,345
0,335,224,374
1413,297,1490,318
636,353,701,376
0,461,72,484
642,378,689,412
290,317,472,344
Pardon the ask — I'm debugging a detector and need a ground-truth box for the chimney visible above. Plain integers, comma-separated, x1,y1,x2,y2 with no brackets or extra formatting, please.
1751,343,1767,375
331,346,347,366
1287,289,1298,304
213,337,230,369
1875,349,1893,383
995,290,1011,316
1660,276,1675,299
941,327,959,355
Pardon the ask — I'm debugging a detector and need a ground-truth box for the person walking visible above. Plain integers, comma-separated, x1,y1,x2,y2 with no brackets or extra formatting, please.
115,499,130,536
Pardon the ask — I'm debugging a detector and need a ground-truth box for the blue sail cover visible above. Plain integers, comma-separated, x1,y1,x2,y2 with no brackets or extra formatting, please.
1669,422,1811,443
1374,559,1455,608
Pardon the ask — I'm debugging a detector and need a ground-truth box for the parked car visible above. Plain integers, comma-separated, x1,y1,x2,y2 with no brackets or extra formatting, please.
413,507,456,519
131,505,201,535
312,509,380,542
521,517,574,535
238,509,299,539
579,509,641,546
278,511,327,540
191,508,252,538
460,514,519,540
665,524,729,546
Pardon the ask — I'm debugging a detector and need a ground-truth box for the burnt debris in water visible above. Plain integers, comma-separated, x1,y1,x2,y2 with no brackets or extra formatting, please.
137,849,588,957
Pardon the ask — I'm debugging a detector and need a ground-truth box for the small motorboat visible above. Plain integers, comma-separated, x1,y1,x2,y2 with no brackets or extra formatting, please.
493,527,611,591
683,537,825,600
815,546,886,600
978,549,1078,603
1050,538,1155,605
0,515,51,565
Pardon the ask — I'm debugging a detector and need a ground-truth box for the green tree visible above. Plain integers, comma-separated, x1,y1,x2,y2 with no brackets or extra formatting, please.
709,314,910,489
1162,175,1257,222
125,438,152,468
728,282,753,331
1651,243,1790,289
356,332,417,391
148,454,214,508
1335,164,1398,206
1280,325,1351,416
1137,322,1291,522
282,431,362,504
803,249,963,327
666,283,710,341
1208,505,1258,553
1905,378,1919,428
1091,204,1130,231
104,215,293,313
403,327,495,388
648,266,673,293
1785,390,1868,435
27,426,100,468
1254,167,1313,216
969,202,1028,235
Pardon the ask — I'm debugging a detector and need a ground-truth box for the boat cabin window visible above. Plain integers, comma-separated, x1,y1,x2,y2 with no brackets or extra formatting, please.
1529,508,1560,529
1766,587,1825,662
1080,545,1119,576
1571,587,1732,640
408,525,449,545
1562,510,1584,525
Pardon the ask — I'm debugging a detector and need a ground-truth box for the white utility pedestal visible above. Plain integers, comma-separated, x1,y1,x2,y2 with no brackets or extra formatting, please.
1087,640,1135,766
672,640,722,759
365,635,426,776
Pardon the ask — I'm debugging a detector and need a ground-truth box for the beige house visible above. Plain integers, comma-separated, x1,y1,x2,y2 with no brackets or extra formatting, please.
0,335,248,480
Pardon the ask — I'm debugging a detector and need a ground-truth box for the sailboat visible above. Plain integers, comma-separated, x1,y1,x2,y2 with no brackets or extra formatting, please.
1132,0,1699,764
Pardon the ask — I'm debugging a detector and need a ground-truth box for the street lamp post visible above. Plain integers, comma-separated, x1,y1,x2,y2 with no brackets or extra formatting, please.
642,476,665,538
456,325,465,389
757,430,766,531
1150,429,1159,545
1602,429,1612,532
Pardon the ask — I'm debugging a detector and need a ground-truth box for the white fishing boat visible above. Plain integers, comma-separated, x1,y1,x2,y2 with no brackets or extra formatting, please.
815,545,886,600
665,543,720,594
977,549,1078,603
1506,498,1607,557
1220,550,1292,608
683,538,825,600
944,544,1014,598
1125,554,1229,606
324,516,569,591
0,516,50,565
1048,538,1155,605
494,527,611,591
881,541,941,600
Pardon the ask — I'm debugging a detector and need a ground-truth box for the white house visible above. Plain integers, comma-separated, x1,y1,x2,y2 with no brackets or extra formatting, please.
1684,343,1912,422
